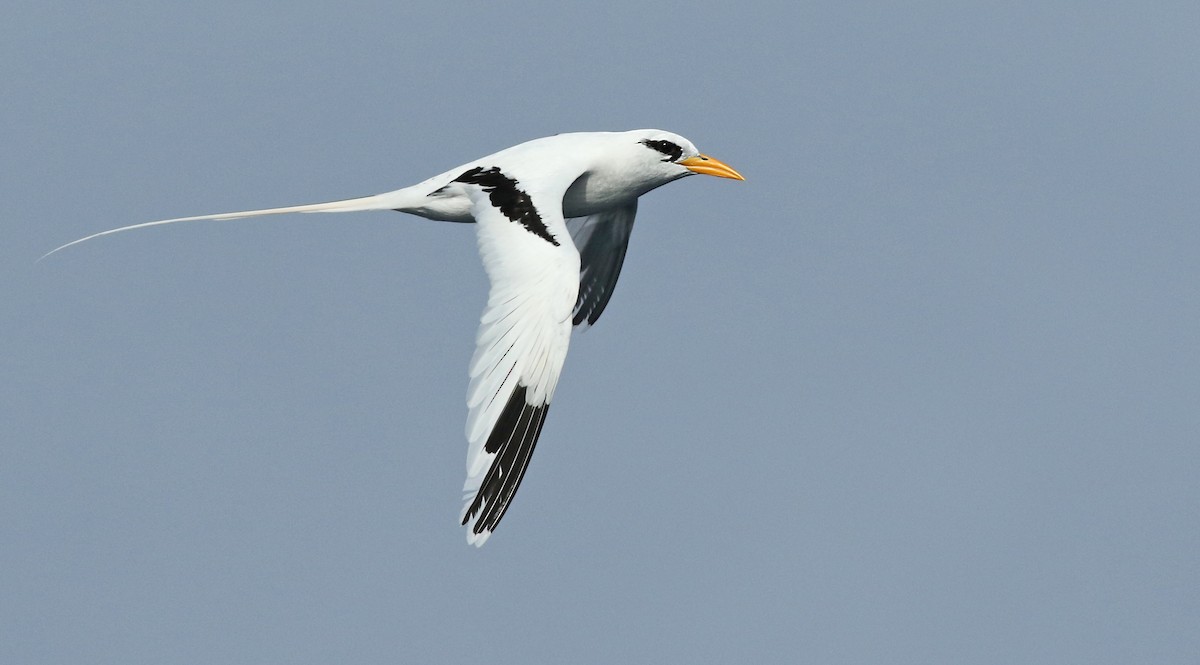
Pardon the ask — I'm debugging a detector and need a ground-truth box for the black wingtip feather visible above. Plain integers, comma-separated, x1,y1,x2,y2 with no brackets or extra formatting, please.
462,386,550,537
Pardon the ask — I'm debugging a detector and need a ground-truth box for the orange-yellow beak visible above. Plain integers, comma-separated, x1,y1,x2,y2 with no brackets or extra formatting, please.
680,154,745,180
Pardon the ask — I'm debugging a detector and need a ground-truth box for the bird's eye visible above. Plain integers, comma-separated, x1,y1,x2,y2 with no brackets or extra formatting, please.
640,139,683,162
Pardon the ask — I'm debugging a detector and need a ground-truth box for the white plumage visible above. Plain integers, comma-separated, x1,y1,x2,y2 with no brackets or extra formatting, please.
45,129,743,546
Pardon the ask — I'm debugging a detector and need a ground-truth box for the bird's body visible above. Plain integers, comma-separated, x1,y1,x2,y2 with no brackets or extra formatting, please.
386,132,678,222
46,129,742,546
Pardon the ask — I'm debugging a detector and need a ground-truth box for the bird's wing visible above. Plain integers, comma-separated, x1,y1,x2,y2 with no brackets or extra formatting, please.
455,166,581,546
565,200,638,328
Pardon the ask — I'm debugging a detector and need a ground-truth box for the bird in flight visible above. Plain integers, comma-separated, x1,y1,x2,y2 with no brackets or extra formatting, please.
45,129,744,545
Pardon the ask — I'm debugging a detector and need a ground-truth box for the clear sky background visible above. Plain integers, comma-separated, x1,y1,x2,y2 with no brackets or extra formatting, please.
3,2,1198,663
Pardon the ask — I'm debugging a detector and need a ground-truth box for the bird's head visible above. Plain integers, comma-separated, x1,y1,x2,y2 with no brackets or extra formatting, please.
558,129,744,213
627,129,744,186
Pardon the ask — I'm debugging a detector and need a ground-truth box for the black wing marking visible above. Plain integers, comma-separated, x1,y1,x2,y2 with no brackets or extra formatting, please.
453,166,560,246
461,385,550,538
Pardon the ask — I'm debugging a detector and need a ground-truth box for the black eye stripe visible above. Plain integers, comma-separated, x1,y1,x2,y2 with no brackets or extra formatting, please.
640,139,683,162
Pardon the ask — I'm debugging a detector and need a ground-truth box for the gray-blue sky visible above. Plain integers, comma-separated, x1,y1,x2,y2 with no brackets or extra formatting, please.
4,2,1198,663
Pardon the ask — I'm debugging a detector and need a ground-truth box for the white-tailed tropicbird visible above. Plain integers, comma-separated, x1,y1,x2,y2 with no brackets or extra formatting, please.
44,129,744,546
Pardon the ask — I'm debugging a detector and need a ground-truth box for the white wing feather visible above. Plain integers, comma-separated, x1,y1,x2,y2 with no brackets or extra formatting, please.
456,171,581,545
